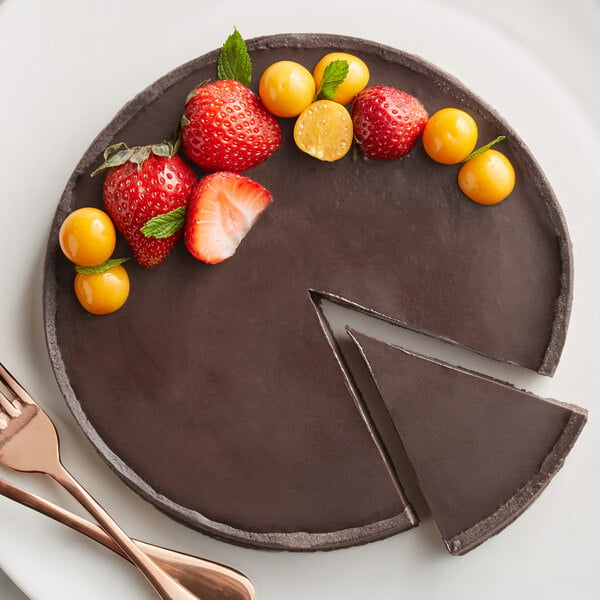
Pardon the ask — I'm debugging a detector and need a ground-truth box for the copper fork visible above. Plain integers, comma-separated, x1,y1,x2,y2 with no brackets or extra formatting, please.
0,362,206,600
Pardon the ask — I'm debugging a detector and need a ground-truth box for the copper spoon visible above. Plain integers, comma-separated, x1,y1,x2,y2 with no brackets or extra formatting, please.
0,476,254,600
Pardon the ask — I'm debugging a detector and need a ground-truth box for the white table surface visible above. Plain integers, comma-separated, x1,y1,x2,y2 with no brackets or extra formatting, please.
1,0,599,598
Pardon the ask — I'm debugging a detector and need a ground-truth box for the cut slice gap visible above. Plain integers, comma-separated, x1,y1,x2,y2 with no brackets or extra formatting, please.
311,291,431,520
308,291,419,531
347,328,587,555
336,332,432,521
311,289,542,390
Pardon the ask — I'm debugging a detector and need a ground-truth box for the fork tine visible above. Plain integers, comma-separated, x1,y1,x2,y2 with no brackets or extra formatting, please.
0,363,34,405
0,388,22,417
0,388,21,429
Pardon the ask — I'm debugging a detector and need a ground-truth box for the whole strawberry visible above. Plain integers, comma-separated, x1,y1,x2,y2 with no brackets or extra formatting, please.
92,141,197,267
181,79,282,173
352,85,428,160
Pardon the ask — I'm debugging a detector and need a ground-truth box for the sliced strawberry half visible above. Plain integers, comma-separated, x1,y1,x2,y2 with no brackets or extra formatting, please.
184,172,273,264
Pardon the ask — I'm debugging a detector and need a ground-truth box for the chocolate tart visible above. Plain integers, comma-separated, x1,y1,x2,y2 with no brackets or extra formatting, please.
44,34,573,550
348,329,587,555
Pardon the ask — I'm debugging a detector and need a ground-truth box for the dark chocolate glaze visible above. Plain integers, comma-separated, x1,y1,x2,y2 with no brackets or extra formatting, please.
44,34,572,550
348,329,587,555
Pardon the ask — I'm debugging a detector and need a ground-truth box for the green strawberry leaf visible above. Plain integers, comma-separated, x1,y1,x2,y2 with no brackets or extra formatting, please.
91,143,135,177
91,139,179,177
314,60,349,101
129,145,151,168
463,136,506,162
151,138,180,158
217,28,252,87
75,258,130,275
149,142,172,158
103,142,129,160
141,206,187,239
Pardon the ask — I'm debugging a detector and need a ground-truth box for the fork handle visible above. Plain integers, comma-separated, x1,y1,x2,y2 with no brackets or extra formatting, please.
49,462,202,600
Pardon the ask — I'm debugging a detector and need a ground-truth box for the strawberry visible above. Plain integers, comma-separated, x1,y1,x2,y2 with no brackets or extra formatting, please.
181,79,282,173
92,141,197,267
184,172,272,264
351,85,428,160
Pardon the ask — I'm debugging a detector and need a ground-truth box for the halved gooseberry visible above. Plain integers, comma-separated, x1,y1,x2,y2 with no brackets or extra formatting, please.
293,100,354,162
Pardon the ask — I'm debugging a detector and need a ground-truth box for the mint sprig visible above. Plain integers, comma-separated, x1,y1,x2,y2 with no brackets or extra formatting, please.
463,136,506,162
314,60,349,101
141,206,187,239
217,28,252,87
75,258,130,275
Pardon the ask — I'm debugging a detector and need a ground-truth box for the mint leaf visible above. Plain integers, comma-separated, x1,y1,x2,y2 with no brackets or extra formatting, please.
217,28,252,87
75,258,130,275
141,206,187,239
463,136,506,162
315,60,349,101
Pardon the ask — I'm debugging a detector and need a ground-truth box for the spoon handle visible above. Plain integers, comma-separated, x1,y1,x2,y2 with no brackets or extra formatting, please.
0,476,254,600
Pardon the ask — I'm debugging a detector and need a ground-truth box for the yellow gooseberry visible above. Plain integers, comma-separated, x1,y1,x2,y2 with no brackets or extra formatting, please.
458,149,516,205
74,265,130,315
59,207,116,266
259,61,316,118
422,108,478,164
313,52,370,106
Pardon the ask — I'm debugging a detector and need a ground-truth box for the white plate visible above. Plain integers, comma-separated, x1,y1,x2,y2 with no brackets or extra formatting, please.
1,1,599,598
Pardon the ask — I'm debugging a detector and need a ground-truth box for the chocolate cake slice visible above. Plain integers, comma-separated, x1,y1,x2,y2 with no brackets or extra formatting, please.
44,34,574,549
348,329,587,554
